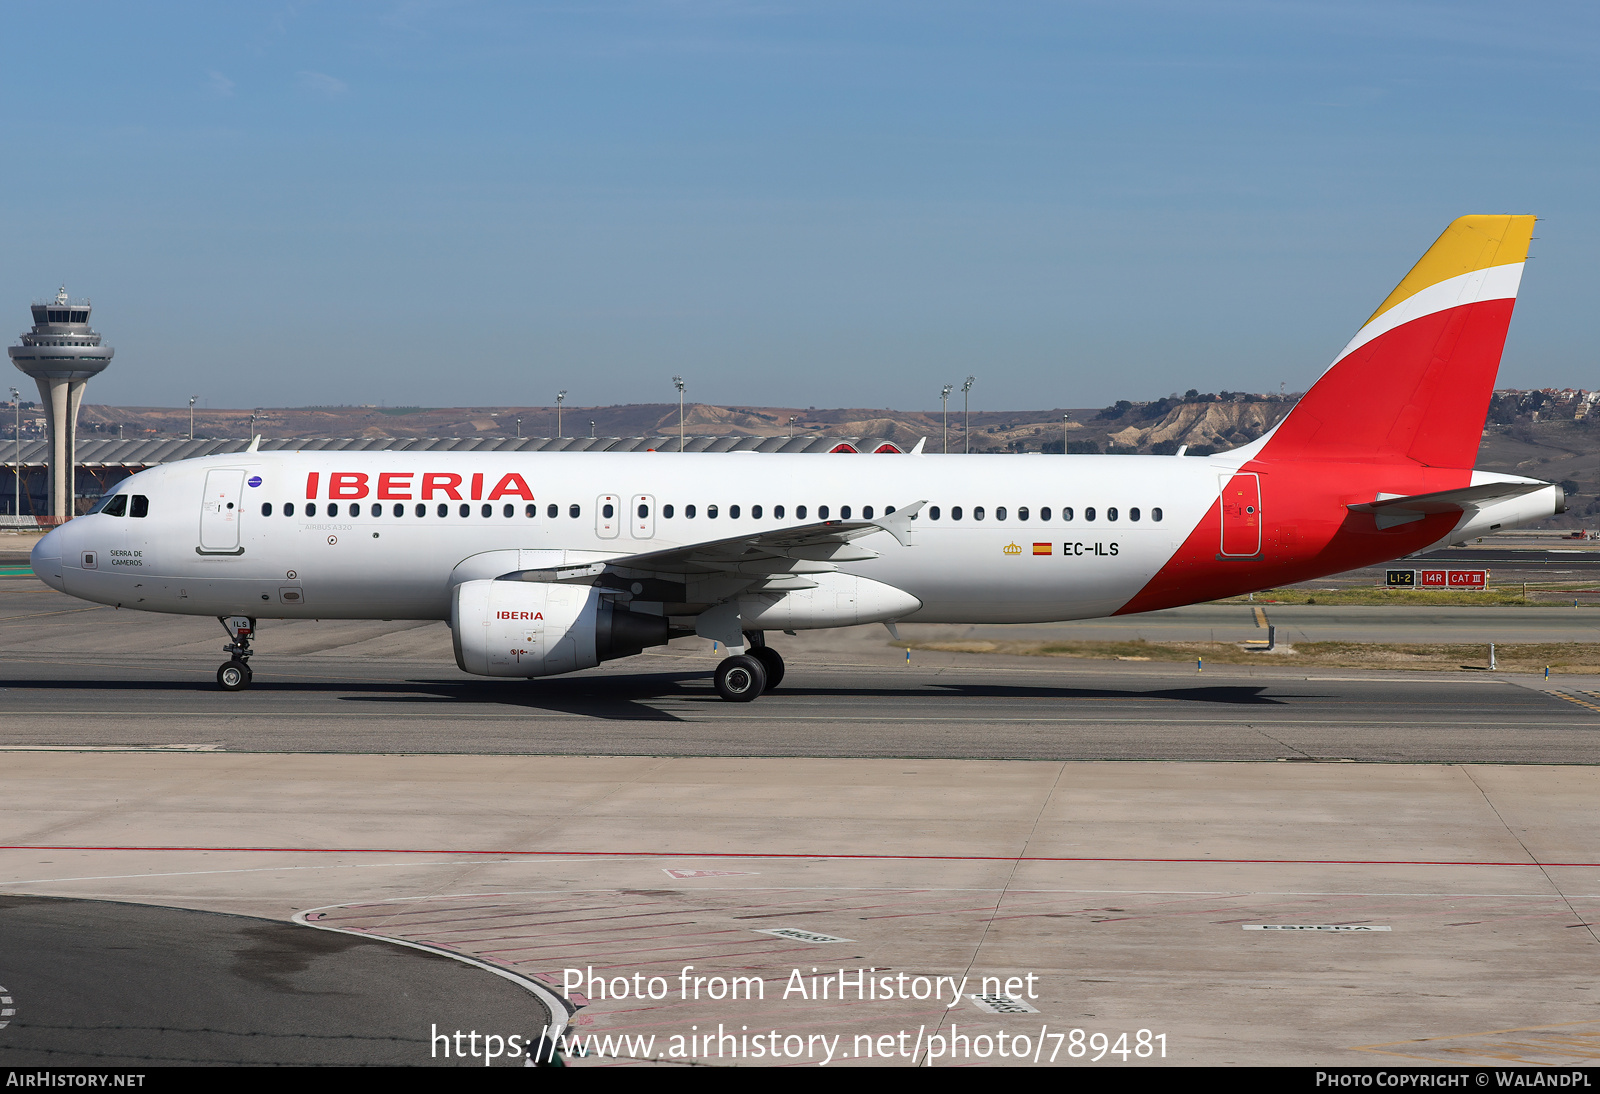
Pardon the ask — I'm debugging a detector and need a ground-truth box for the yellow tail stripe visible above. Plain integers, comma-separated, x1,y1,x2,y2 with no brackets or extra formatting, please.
1367,215,1535,324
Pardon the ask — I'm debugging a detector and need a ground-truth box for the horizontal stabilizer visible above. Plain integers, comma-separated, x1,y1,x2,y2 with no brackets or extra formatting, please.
1347,482,1548,529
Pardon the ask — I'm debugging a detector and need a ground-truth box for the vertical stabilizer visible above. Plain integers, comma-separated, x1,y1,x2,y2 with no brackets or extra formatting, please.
1254,215,1535,469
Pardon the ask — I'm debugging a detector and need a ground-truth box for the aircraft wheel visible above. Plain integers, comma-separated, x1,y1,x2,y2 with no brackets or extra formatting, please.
749,646,785,690
217,660,252,691
714,654,767,702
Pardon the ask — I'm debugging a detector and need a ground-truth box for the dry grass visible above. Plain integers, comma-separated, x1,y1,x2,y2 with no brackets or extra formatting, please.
899,637,1600,673
1221,588,1538,606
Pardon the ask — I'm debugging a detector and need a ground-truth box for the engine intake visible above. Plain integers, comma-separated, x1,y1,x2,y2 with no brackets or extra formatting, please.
451,579,669,678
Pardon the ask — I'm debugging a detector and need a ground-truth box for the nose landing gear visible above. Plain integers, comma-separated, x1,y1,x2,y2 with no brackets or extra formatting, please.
216,615,255,691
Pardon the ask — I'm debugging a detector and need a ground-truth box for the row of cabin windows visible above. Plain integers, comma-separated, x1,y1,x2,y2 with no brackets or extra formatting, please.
265,501,583,519
924,505,1161,523
260,500,1163,523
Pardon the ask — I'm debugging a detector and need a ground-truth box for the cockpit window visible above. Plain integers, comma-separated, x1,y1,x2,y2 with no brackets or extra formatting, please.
130,495,149,518
91,493,127,516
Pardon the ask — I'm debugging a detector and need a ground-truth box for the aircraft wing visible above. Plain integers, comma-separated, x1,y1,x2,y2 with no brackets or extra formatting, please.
501,501,927,585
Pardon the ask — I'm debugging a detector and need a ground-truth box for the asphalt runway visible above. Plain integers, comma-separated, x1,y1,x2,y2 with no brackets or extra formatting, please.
0,895,552,1066
3,577,1598,763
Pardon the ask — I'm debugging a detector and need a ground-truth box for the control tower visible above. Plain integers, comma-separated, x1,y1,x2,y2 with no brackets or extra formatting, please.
8,287,114,518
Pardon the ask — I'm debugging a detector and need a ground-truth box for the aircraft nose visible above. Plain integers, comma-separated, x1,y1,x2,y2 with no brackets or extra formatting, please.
31,522,67,592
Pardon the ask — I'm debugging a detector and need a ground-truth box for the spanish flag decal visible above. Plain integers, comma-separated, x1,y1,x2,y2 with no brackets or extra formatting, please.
1033,542,1052,556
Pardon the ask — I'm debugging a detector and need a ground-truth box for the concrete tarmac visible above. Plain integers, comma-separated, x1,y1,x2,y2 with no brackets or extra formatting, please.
7,575,1600,1067
5,754,1600,1067
2,578,1598,762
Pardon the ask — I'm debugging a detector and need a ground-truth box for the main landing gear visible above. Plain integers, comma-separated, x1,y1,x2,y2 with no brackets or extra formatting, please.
216,615,255,691
713,631,785,702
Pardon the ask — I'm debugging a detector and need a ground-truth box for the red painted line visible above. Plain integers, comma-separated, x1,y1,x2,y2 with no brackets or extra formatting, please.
5,843,1598,868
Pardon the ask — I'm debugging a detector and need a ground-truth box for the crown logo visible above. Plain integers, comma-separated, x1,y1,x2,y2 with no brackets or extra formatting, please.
1002,542,1023,555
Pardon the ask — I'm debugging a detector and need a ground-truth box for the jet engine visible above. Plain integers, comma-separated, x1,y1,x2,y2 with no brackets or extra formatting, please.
451,579,669,678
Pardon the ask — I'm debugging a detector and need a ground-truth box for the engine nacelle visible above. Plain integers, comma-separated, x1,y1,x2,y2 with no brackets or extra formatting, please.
451,579,670,678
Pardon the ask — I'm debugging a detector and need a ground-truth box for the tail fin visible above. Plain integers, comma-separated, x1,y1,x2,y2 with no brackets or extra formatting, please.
1252,215,1535,469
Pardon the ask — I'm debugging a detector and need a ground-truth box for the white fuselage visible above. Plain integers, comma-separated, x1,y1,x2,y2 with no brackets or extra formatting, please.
36,451,1225,625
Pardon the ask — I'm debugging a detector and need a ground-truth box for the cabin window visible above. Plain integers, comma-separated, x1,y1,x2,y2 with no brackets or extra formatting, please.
840,505,851,519
995,507,1007,521
368,503,379,517
525,503,538,518
886,505,896,515
663,503,675,518
929,506,940,520
796,505,806,519
327,503,339,518
974,507,986,521
602,502,615,519
415,503,426,517
708,504,719,519
638,503,648,518
1016,507,1027,521
752,504,763,518
1107,507,1118,522
818,505,830,519
951,506,963,521
1130,507,1140,522
685,504,696,518
729,504,740,518
1153,507,1163,522
305,502,318,518
569,504,580,518
458,503,470,518
863,505,874,519
284,502,295,518
437,503,448,517
503,504,513,518
774,504,785,519
259,502,272,518
1085,507,1096,521
547,503,558,518
394,503,405,517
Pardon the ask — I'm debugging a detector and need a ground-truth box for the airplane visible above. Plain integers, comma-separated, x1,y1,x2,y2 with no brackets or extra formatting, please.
29,215,1562,701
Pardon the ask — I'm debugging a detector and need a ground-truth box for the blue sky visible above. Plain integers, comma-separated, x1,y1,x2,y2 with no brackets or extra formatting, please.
4,1,1596,412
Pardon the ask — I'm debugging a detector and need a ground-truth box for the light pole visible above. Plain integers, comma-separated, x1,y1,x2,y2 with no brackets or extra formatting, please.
672,375,685,452
1063,413,1069,455
515,416,522,439
10,387,19,519
962,376,975,454
556,390,566,438
188,395,198,441
788,416,796,439
940,384,953,453
589,420,595,439
249,411,258,439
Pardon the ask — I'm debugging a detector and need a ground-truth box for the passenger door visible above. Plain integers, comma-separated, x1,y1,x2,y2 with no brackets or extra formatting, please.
199,469,246,553
1218,473,1261,557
